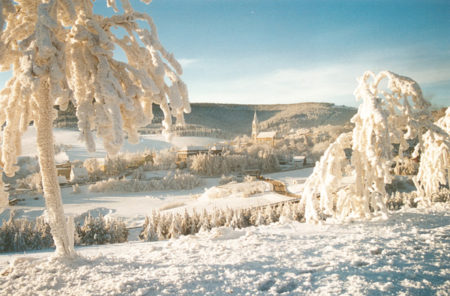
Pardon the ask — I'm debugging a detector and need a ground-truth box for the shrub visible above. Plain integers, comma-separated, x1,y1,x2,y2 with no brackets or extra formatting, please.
0,214,128,252
88,171,201,193
219,175,237,185
385,191,418,210
76,215,128,245
16,172,43,192
139,201,305,242
0,214,53,253
189,152,279,177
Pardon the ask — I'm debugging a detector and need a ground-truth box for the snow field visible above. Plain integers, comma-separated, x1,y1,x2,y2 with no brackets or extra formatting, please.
20,127,223,161
1,203,449,296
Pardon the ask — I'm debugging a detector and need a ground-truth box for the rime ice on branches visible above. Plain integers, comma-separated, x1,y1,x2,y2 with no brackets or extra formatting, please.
0,0,190,256
301,71,447,223
414,107,450,203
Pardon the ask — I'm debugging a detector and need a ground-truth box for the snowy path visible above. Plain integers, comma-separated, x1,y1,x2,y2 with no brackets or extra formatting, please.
1,204,449,295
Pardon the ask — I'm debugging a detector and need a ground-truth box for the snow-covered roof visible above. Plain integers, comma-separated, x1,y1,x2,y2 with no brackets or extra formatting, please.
257,131,277,139
210,145,224,151
293,156,306,161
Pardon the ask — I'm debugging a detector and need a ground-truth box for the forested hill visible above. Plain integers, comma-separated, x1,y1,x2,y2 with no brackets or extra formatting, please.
55,102,357,139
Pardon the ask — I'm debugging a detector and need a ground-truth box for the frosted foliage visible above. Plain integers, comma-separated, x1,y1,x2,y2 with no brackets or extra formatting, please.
436,107,450,134
139,202,304,242
414,108,450,202
302,71,432,223
67,0,190,154
300,132,352,223
88,171,201,193
0,0,189,257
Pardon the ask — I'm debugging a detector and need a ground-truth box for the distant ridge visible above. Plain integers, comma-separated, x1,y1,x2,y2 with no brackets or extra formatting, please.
56,102,357,139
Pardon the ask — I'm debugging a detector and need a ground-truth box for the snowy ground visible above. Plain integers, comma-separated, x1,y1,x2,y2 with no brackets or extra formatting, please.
1,129,449,295
21,127,223,161
266,167,314,194
0,203,449,296
2,175,298,229
3,128,313,228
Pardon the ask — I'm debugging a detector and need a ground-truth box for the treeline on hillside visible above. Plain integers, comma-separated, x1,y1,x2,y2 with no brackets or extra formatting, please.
55,102,356,139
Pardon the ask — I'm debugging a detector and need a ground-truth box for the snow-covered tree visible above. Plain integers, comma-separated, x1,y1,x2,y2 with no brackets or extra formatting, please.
413,107,450,203
301,71,433,223
0,0,189,256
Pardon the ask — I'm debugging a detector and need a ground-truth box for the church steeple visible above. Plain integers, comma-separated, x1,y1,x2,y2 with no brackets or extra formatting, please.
252,111,259,140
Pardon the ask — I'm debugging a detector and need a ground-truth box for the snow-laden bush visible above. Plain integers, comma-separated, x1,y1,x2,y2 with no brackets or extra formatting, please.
385,191,418,210
83,151,154,182
414,107,450,204
189,152,279,177
385,188,449,211
83,150,176,182
139,202,304,241
151,149,177,170
0,213,129,252
431,188,450,203
393,158,419,176
16,172,43,192
200,181,272,200
0,215,53,253
83,158,104,182
76,215,128,246
10,157,40,180
88,171,201,193
219,175,237,185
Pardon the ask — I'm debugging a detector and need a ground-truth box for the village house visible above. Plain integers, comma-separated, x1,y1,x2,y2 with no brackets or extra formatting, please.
293,155,307,168
176,146,209,168
256,131,277,146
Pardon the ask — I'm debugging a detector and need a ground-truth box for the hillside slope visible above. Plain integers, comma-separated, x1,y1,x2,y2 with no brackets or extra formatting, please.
56,102,356,138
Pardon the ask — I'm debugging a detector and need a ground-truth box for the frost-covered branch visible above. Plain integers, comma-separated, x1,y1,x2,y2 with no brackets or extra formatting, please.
301,71,434,223
0,0,189,257
67,0,190,154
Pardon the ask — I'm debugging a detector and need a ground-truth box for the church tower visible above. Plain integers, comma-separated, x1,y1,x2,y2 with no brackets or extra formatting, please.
252,111,259,140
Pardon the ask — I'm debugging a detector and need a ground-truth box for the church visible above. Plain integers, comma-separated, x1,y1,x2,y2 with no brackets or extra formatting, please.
252,112,277,146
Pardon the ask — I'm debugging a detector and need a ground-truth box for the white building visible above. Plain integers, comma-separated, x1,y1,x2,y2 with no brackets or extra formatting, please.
252,111,259,140
252,111,277,146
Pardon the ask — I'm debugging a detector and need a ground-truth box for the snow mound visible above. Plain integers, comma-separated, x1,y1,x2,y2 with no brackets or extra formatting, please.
208,226,246,240
199,181,272,200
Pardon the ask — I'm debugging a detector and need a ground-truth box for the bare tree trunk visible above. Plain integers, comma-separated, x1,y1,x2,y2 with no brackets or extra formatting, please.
0,169,8,207
35,83,75,257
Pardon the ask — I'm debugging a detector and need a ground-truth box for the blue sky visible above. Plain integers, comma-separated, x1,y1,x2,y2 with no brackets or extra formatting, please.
2,0,448,108
126,0,449,107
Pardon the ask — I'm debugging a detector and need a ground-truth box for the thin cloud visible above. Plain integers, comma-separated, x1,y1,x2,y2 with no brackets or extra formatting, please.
190,64,364,106
187,46,450,107
178,58,199,68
